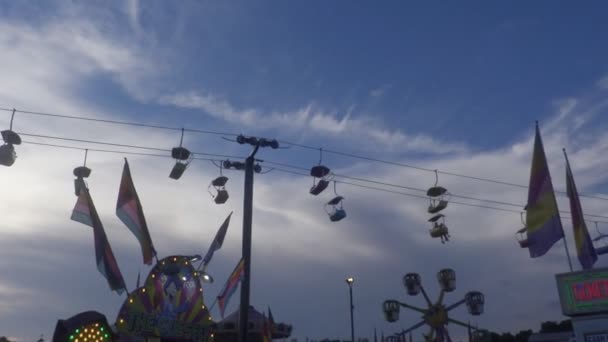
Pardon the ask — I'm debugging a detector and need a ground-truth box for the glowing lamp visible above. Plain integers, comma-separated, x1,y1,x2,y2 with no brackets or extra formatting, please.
200,271,214,283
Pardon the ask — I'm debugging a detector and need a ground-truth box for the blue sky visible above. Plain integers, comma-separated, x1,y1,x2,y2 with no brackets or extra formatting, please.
1,1,608,341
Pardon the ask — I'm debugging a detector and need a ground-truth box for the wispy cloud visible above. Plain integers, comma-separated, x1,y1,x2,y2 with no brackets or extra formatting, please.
161,91,468,154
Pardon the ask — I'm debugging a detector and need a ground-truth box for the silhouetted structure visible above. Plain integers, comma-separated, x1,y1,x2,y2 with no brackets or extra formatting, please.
214,306,292,342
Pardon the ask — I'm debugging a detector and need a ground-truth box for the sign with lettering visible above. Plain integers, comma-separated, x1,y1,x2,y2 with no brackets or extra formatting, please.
115,255,213,340
556,267,608,316
584,332,608,342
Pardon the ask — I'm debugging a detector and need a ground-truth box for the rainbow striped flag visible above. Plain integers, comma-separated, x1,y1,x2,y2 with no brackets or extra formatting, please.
525,124,564,258
217,259,245,318
71,188,126,294
116,158,156,265
565,150,597,269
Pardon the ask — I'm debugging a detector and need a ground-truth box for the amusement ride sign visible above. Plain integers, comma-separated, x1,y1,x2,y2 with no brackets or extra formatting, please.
556,267,608,316
115,255,214,340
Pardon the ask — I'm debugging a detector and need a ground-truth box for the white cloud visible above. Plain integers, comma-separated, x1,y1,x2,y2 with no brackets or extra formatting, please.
597,75,608,90
161,92,468,154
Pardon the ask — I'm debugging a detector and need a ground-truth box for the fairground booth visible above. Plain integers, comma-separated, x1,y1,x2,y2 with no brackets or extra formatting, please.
555,267,608,341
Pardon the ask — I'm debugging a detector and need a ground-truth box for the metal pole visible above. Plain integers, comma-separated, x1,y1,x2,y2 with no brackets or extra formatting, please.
238,144,260,342
349,284,355,342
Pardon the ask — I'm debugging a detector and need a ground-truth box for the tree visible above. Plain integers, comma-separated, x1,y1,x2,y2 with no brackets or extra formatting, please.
0,337,13,342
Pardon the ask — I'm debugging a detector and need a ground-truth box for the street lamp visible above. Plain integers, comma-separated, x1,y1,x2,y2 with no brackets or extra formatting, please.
346,277,355,342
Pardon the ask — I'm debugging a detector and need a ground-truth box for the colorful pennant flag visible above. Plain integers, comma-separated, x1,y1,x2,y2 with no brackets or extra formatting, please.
525,123,565,258
564,149,598,269
116,158,156,265
217,259,245,318
203,212,233,266
262,313,272,342
71,188,127,294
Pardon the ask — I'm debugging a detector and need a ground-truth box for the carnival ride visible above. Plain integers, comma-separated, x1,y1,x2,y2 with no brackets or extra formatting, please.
383,269,484,342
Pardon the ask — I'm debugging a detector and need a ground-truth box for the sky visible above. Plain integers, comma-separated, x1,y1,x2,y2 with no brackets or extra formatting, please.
1,1,608,341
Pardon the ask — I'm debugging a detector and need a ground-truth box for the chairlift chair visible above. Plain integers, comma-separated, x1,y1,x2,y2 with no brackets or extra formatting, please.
309,149,332,195
324,181,346,222
427,170,450,214
169,129,192,180
516,227,529,248
73,166,92,196
169,147,191,180
325,196,346,222
208,173,229,204
593,222,608,255
428,214,450,243
0,129,21,167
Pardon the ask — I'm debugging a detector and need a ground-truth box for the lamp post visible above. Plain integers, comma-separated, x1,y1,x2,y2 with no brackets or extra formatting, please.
346,277,355,342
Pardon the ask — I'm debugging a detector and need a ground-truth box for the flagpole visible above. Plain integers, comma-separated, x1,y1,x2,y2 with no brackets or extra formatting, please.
560,148,575,272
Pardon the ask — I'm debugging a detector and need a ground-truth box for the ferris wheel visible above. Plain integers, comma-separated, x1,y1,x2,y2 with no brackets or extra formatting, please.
382,269,485,341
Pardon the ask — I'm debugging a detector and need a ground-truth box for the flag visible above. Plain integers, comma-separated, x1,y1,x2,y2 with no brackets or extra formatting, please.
262,313,271,342
565,149,598,269
268,307,275,337
71,188,127,294
116,158,156,265
525,123,565,257
217,259,245,318
202,212,233,266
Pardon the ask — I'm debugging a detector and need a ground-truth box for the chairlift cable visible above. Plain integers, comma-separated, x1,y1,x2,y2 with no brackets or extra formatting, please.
17,132,244,159
263,160,608,220
271,167,608,224
4,106,608,201
0,107,237,137
279,140,608,202
21,141,225,163
21,131,608,220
